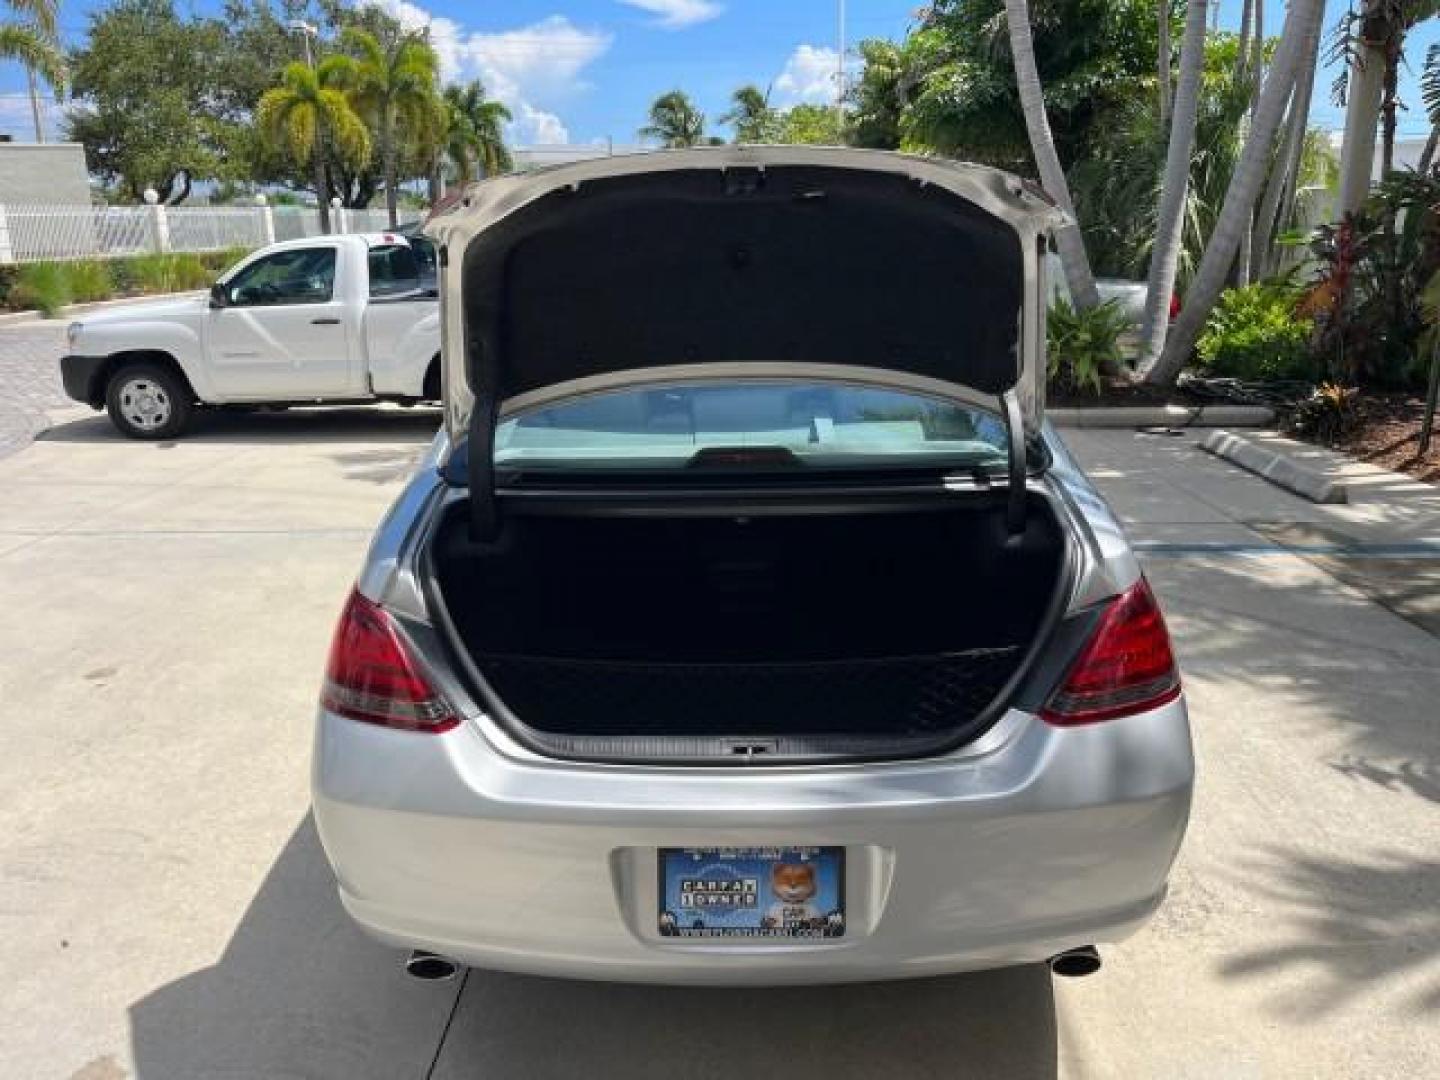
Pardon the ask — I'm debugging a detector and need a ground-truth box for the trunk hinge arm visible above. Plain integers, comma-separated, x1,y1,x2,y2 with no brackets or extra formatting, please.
1000,388,1027,538
467,382,500,543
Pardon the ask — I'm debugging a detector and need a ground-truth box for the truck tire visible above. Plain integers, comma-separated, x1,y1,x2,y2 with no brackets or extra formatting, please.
105,363,194,439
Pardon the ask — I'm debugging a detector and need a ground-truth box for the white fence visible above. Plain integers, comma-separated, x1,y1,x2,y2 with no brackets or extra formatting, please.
0,202,416,264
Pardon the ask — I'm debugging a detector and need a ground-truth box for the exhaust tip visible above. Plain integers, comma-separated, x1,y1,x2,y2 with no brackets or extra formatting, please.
1048,945,1101,978
405,949,461,981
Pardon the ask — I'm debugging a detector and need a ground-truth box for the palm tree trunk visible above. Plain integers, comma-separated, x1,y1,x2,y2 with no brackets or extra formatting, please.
1157,0,1172,129
1337,0,1386,215
1146,0,1326,386
1137,0,1210,374
26,65,45,143
314,151,331,233
1380,34,1400,178
1253,7,1322,277
1003,0,1099,309
1419,124,1439,177
382,112,399,229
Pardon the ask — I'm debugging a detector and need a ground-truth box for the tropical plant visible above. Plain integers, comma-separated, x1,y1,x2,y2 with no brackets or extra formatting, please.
442,80,512,185
1047,297,1132,395
1300,170,1440,385
1196,279,1316,381
2,0,64,141
331,27,443,227
1331,0,1440,212
1146,0,1327,385
257,58,371,232
640,90,706,148
1003,0,1100,309
721,84,779,142
1288,382,1360,442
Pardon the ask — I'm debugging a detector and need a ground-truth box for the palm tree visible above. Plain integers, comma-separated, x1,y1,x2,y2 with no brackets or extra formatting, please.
2,0,64,141
1146,0,1327,385
257,60,371,233
640,90,705,148
444,81,512,182
333,28,443,227
1137,0,1210,371
1002,0,1099,309
721,84,775,143
1252,6,1324,275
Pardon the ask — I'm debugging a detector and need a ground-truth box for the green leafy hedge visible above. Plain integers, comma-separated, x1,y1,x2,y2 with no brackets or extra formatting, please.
1197,280,1317,382
0,248,254,316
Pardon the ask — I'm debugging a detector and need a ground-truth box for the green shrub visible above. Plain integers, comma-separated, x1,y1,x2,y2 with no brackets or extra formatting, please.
127,253,212,294
2,246,258,313
1047,297,1131,396
11,262,73,318
66,259,114,303
1197,280,1317,382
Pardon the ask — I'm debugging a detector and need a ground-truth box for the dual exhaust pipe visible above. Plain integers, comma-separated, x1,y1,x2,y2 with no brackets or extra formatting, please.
405,949,462,981
1047,944,1101,978
404,945,1099,982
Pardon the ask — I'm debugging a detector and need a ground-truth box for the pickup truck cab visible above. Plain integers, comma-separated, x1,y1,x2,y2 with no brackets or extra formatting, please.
61,232,441,438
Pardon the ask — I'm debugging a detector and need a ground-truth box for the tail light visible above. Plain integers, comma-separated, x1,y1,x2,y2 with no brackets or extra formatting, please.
1169,291,1182,320
321,589,459,733
1041,577,1180,726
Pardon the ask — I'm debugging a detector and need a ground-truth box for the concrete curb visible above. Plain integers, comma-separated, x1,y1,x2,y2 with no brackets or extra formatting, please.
1201,429,1348,504
0,291,204,328
1050,404,1274,428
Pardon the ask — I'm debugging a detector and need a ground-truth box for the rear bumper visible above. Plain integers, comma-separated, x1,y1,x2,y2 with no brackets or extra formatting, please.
60,354,108,407
312,700,1193,985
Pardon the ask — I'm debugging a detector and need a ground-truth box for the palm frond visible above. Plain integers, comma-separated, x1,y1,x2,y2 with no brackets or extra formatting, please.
0,23,65,90
1423,41,1440,126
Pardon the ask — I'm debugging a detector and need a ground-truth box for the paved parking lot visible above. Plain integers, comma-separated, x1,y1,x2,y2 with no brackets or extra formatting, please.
1,321,1437,1079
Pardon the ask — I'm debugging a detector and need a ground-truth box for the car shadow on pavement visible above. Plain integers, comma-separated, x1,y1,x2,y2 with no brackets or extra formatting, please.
37,407,442,447
128,815,1058,1080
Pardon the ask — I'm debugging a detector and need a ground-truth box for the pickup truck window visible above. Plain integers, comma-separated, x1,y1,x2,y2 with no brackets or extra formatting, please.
226,247,337,307
368,244,423,298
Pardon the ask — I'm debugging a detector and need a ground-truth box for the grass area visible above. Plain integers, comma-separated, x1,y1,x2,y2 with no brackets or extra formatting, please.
0,248,254,317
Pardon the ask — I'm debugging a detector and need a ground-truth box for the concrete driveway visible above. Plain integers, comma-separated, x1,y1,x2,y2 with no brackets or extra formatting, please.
1,324,1437,1079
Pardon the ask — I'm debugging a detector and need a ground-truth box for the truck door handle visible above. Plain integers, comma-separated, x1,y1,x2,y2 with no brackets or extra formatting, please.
311,317,341,325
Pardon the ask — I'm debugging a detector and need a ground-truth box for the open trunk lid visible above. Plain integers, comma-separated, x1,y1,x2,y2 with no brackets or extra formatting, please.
423,147,1066,532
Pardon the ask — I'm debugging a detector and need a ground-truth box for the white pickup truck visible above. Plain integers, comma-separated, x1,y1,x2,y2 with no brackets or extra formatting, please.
61,232,441,438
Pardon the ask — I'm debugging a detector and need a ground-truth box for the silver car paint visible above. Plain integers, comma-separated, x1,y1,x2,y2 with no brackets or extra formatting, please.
318,423,1192,985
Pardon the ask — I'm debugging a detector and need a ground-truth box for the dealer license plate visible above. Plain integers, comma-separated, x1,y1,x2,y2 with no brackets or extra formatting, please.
657,846,845,940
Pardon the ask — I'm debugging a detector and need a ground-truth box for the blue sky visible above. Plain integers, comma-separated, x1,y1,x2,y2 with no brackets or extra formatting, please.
1,0,1436,146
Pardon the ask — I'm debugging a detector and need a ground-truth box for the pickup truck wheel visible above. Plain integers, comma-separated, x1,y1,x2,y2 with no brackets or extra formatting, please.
105,364,193,439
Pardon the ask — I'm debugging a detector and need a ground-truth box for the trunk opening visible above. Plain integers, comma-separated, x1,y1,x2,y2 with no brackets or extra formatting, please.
426,490,1071,763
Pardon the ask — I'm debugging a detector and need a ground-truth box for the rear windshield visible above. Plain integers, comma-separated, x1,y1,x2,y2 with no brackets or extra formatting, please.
495,382,1009,472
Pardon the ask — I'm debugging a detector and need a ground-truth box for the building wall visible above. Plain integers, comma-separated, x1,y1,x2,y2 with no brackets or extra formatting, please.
0,143,91,205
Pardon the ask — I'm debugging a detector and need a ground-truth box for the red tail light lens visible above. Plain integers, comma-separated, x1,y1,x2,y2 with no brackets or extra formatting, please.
321,590,459,733
1041,577,1180,726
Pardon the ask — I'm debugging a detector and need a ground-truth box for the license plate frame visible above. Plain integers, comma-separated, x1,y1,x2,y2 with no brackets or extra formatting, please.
657,846,845,940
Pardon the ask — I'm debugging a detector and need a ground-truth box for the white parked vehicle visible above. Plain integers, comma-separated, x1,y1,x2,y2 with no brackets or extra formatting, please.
61,233,441,438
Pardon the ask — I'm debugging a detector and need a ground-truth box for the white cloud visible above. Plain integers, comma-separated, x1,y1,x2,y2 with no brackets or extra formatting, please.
364,3,612,144
512,103,570,145
773,44,841,106
616,0,724,30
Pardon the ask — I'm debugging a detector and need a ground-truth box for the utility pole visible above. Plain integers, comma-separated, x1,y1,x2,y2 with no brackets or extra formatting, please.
836,0,846,118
